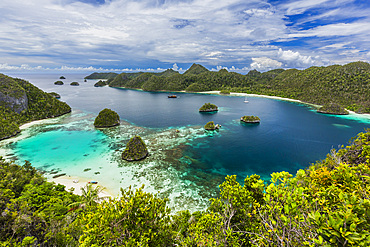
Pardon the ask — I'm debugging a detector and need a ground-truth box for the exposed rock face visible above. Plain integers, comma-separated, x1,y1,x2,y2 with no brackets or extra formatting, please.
0,91,28,114
0,74,29,113
122,135,149,161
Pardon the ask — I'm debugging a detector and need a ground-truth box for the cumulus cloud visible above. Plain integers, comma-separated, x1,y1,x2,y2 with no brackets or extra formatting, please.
250,57,282,71
277,48,315,67
0,0,368,70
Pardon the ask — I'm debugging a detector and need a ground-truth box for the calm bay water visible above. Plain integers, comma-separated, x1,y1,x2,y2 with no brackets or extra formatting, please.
2,72,370,210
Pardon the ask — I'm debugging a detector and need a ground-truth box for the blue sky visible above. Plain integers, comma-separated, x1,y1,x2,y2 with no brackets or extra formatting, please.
0,0,369,73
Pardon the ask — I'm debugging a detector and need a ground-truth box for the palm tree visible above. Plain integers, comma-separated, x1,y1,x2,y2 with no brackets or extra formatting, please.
69,184,109,210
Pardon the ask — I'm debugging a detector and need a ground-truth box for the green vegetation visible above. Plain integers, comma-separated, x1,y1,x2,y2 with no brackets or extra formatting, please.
220,89,230,94
2,130,370,246
0,158,82,246
70,82,79,86
99,61,370,113
183,63,209,75
0,74,71,140
122,135,149,161
204,121,216,130
317,102,349,115
199,102,218,112
84,72,118,79
94,80,108,87
240,115,260,123
93,108,120,128
54,80,64,85
59,76,66,79
48,92,61,99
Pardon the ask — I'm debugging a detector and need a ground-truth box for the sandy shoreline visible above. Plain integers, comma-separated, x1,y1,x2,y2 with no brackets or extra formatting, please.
50,175,115,198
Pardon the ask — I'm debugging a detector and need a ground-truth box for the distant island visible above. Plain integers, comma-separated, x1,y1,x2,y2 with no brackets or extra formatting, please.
94,80,108,87
59,76,66,79
86,61,370,114
199,103,218,112
70,82,79,86
94,108,120,128
54,81,64,85
84,72,118,80
0,74,71,140
240,115,260,123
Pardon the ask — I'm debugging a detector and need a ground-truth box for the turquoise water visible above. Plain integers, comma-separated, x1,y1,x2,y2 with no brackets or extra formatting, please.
2,73,370,210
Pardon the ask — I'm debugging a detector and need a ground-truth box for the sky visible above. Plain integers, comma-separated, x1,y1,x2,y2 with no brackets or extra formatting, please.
0,0,370,73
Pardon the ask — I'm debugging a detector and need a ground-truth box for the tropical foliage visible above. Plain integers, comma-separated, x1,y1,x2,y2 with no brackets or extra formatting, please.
2,130,370,246
94,108,120,128
317,102,349,115
199,102,218,112
84,72,118,79
204,121,216,130
121,135,149,161
104,61,370,113
0,74,71,140
240,115,260,123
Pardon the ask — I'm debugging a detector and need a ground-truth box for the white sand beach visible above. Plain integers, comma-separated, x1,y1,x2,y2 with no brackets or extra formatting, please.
50,175,114,198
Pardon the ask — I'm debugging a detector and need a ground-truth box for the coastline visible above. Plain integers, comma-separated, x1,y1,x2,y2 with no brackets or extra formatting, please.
111,86,370,121
49,175,115,198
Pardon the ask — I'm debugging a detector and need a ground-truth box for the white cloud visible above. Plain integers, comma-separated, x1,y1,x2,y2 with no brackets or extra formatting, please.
250,57,282,71
278,48,315,67
283,0,331,15
0,0,368,70
289,22,370,38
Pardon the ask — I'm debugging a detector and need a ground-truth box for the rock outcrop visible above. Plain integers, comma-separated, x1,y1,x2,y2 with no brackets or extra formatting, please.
240,115,260,123
122,135,149,161
199,103,218,112
0,74,28,113
94,108,120,128
204,121,221,130
317,103,349,115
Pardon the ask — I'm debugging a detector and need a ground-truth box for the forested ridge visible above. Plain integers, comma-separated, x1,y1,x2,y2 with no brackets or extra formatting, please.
1,130,369,246
0,74,71,140
92,61,370,113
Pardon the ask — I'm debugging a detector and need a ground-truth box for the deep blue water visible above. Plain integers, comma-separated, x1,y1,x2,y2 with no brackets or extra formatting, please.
5,72,370,182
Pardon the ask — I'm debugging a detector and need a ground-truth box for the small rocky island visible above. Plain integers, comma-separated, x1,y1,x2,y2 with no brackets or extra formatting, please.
240,115,260,123
122,135,149,161
59,76,66,79
70,82,80,86
317,103,349,115
54,81,64,85
204,121,221,130
48,92,61,99
94,108,120,128
199,103,218,112
94,80,108,87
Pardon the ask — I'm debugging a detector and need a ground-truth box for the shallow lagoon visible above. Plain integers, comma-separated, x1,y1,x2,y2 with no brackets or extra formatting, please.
1,73,370,211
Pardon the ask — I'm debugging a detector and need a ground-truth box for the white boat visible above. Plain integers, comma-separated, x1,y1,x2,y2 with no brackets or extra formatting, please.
244,96,249,103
